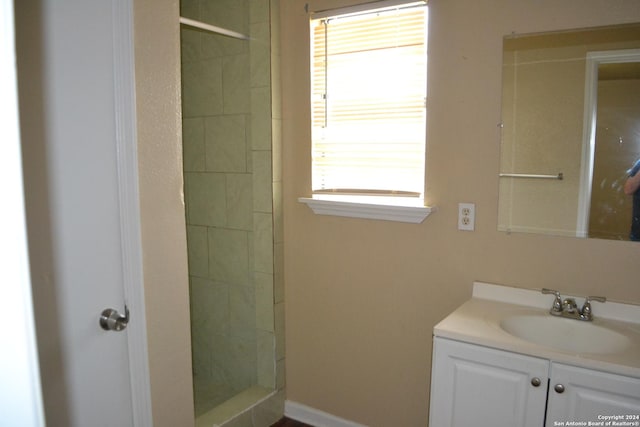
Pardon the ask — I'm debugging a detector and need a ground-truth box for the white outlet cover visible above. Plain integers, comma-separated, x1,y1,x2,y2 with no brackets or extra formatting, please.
458,203,475,231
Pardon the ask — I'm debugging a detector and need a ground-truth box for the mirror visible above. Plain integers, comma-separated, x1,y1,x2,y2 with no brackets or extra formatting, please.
498,23,640,240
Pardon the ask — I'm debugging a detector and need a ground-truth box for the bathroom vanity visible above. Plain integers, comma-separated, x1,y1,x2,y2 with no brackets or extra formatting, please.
429,282,640,427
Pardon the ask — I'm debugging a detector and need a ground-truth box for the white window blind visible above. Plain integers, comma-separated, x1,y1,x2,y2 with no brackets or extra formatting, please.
311,2,427,196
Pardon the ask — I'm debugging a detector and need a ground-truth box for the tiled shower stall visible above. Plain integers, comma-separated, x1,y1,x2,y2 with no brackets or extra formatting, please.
179,0,284,424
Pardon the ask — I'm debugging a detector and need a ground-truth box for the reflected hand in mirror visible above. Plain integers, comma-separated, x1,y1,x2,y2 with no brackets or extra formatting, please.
498,23,640,241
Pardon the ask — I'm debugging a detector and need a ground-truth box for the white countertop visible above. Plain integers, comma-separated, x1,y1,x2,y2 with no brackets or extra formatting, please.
433,282,640,378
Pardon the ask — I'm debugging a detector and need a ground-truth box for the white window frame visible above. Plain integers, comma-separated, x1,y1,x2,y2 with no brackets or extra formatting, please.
299,0,433,223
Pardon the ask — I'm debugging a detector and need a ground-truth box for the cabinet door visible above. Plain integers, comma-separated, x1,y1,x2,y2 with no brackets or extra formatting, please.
429,338,548,427
546,363,640,426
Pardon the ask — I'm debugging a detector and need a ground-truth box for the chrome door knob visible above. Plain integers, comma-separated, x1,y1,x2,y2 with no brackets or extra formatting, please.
100,305,129,331
554,384,565,393
531,377,541,387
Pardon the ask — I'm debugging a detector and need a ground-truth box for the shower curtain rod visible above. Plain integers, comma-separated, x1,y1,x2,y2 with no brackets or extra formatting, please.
499,172,564,180
179,16,249,40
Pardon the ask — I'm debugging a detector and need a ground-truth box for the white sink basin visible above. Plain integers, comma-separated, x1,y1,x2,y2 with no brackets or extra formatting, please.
499,314,631,354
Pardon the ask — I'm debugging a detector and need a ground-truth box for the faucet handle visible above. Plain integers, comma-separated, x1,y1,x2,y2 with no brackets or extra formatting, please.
581,296,606,320
541,288,563,315
580,296,607,320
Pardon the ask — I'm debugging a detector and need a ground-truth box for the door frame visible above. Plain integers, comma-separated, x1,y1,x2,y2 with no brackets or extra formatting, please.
577,48,640,238
112,1,153,425
1,0,45,424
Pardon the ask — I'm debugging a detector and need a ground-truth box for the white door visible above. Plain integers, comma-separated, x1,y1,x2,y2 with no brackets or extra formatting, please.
16,0,150,425
546,363,640,426
429,338,549,427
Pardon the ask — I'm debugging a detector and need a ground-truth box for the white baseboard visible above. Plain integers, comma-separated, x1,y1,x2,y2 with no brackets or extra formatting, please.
284,400,368,427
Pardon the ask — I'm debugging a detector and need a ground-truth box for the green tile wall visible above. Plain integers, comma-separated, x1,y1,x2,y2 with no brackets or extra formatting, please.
181,0,283,424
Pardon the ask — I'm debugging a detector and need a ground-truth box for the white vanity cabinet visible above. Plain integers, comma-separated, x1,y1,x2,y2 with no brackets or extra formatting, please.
429,337,548,427
546,362,640,425
429,337,640,427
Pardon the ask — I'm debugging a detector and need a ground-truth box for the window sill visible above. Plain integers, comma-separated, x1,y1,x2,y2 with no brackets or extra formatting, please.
298,195,434,223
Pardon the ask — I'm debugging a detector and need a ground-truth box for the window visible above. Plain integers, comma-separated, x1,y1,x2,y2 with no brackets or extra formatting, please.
310,1,428,200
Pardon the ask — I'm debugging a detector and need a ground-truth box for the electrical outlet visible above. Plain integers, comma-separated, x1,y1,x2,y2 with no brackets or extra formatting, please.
458,203,475,231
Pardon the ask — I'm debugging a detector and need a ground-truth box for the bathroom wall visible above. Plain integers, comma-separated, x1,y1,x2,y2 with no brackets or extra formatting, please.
280,1,640,426
133,0,195,425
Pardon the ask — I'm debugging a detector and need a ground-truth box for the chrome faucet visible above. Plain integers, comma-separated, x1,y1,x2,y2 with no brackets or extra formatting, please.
542,288,563,315
562,297,578,315
541,288,606,321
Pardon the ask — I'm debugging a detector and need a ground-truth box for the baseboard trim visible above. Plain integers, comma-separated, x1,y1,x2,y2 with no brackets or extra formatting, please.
284,400,367,427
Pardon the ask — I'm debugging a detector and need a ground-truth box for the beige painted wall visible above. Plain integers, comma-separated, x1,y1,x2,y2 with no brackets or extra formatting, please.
281,1,640,426
134,0,194,425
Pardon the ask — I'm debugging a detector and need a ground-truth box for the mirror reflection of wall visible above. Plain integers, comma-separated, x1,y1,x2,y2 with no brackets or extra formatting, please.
498,23,640,240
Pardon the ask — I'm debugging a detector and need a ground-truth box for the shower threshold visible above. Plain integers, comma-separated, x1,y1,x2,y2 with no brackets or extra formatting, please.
195,385,275,427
